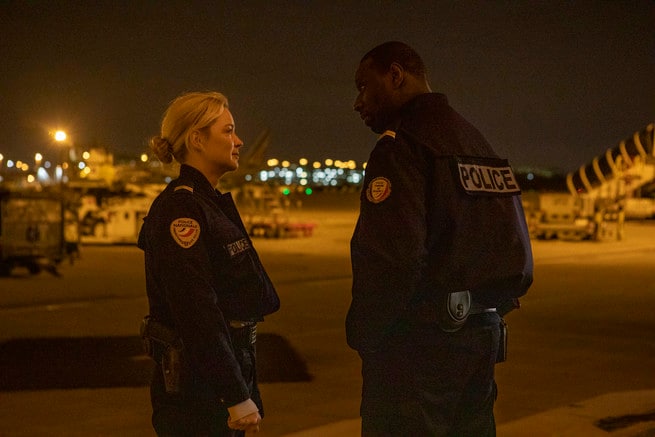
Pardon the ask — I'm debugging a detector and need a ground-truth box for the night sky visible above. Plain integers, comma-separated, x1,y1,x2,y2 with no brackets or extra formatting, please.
1,1,653,173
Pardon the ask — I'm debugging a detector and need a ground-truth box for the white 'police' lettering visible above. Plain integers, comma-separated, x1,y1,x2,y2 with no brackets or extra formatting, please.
226,238,251,257
455,158,520,196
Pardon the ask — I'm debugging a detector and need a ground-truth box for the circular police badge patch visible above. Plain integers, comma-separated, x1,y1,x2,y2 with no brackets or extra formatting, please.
366,177,391,203
170,218,200,248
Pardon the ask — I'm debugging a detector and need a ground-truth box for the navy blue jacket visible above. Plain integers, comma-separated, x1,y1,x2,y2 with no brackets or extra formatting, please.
347,93,533,352
138,164,279,406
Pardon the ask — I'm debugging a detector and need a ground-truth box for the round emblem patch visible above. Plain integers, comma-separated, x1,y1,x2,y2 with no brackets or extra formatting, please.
170,218,201,248
366,177,392,203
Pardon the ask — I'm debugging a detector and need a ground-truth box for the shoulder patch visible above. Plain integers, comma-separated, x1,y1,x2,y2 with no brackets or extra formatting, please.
453,156,520,196
170,218,201,248
366,177,392,203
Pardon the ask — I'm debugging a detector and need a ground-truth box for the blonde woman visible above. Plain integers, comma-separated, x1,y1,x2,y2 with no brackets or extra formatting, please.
138,91,279,436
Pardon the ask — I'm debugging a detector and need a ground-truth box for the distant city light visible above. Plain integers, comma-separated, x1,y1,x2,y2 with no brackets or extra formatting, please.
37,167,50,182
0,147,369,191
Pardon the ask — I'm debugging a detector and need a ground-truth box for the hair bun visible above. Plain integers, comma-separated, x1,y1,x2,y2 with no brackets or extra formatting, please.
150,136,174,164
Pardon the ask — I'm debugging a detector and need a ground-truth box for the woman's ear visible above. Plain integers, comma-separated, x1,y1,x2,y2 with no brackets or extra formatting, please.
189,130,204,152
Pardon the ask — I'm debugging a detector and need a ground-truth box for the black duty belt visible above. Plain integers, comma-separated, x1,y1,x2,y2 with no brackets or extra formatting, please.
228,320,257,347
470,302,497,314
229,320,256,329
415,292,496,332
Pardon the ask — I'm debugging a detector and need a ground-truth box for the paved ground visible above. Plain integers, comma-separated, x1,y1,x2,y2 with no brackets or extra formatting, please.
1,192,654,436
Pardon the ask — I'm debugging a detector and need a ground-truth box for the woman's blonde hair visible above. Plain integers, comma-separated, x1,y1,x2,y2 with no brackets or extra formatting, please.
150,91,229,164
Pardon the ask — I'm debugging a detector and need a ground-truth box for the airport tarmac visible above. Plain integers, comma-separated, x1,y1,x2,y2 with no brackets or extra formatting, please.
1,190,654,436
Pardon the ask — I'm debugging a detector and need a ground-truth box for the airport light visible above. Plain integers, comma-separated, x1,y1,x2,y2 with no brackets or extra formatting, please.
54,130,67,142
54,130,69,185
35,153,43,170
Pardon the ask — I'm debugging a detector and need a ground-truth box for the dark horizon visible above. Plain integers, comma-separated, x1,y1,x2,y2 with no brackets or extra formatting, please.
1,1,653,174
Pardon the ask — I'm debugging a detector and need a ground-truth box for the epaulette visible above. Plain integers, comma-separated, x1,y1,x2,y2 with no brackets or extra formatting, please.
174,185,194,193
378,130,396,140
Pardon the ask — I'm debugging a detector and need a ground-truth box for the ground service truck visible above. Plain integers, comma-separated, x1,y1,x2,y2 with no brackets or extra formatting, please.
0,190,67,276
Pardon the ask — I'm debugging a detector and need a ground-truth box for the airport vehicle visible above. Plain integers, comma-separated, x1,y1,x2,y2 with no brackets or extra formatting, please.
526,123,655,241
238,184,316,238
78,193,152,244
0,190,66,276
523,192,599,240
624,197,655,219
72,129,275,245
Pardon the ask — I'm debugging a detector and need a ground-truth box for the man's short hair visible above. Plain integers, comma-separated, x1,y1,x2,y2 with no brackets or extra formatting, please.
361,41,427,78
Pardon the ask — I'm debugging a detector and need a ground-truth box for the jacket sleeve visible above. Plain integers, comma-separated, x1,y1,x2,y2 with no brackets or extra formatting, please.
147,192,250,406
347,134,431,351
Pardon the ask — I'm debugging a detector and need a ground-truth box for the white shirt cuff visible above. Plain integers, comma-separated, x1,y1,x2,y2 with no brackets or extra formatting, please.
227,398,258,421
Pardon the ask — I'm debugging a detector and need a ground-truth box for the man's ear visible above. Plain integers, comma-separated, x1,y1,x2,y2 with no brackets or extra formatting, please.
389,62,405,89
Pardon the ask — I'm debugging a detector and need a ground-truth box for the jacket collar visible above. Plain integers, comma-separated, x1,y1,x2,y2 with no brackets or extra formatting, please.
177,164,221,199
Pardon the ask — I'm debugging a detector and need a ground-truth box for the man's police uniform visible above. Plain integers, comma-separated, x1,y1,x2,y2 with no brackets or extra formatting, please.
346,93,533,436
138,164,279,436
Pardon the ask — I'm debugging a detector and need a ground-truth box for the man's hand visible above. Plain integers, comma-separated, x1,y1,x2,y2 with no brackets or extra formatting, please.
227,411,262,433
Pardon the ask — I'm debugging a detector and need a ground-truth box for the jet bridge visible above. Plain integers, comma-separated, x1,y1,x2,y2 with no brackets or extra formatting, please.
564,123,655,239
567,123,655,198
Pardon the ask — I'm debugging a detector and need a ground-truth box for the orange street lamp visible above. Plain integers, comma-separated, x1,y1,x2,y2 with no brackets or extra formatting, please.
54,130,67,142
54,130,69,185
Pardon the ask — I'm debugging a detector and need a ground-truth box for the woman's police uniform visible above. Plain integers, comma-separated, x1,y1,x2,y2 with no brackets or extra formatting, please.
138,164,279,436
